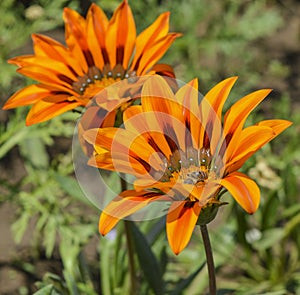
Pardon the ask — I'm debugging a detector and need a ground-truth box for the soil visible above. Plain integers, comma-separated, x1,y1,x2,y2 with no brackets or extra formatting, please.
0,1,299,294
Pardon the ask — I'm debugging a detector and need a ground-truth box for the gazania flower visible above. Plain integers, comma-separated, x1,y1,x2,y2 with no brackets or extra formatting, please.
3,0,180,125
84,75,291,254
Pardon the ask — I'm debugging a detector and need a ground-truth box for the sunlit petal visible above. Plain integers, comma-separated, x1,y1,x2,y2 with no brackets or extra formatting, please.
166,201,201,254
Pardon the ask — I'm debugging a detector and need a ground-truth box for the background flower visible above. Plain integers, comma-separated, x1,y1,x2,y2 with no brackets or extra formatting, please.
2,0,180,125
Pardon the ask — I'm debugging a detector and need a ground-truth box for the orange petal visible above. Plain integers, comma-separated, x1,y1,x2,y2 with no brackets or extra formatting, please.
135,33,181,75
225,119,292,173
148,63,176,79
88,151,150,176
131,12,170,69
140,76,186,153
99,190,166,235
175,79,202,149
203,76,238,119
11,56,78,81
123,105,173,158
25,99,82,125
142,75,176,111
16,66,75,94
86,3,108,69
32,34,84,75
257,119,292,136
105,0,136,69
166,201,201,255
87,3,108,49
63,7,89,71
2,84,51,109
224,125,274,173
84,127,163,171
220,172,260,214
199,77,237,152
223,88,272,136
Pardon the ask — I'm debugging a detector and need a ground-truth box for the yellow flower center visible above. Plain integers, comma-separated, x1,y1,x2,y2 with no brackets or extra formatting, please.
72,64,137,99
161,148,220,186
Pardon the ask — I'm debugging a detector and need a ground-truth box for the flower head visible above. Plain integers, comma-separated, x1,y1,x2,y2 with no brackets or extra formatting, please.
3,0,180,125
84,75,292,254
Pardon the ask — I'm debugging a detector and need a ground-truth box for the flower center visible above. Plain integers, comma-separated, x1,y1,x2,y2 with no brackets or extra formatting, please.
72,64,136,96
160,148,221,185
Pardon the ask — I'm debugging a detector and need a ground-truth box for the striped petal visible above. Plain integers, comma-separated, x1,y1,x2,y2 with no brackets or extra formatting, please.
105,0,136,69
26,99,82,126
223,89,272,136
31,34,84,76
99,190,167,235
3,84,52,109
225,119,291,173
86,3,108,69
131,12,170,70
220,172,260,214
84,127,163,171
135,33,180,75
63,7,89,71
166,201,201,255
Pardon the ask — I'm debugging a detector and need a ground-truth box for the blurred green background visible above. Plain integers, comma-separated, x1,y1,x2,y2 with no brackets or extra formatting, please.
0,0,299,294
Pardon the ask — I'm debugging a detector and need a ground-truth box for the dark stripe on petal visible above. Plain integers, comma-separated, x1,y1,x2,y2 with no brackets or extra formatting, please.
219,132,233,157
147,136,165,156
133,55,142,72
57,74,75,85
116,46,124,65
132,154,151,172
67,65,79,77
83,50,95,67
101,48,110,65
203,120,213,149
185,118,193,148
163,124,179,153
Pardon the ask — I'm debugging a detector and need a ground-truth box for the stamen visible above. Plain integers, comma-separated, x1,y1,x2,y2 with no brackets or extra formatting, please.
158,148,218,185
72,64,137,95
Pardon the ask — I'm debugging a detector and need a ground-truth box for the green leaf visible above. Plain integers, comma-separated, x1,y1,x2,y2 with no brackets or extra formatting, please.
20,136,49,169
130,222,164,295
54,174,93,206
169,264,205,295
33,284,62,295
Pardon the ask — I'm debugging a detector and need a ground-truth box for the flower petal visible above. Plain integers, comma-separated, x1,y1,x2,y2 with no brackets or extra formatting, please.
131,12,170,69
105,0,136,69
225,119,292,173
220,172,260,214
257,119,292,136
63,7,89,71
223,89,272,136
166,201,201,255
99,190,167,235
88,151,150,176
86,3,108,69
123,105,173,158
26,99,82,125
203,76,238,119
16,66,75,94
2,84,51,109
84,127,163,171
135,33,181,75
225,125,274,173
31,34,84,76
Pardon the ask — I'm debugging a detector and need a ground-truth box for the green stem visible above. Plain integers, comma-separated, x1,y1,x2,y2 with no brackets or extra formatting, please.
120,175,137,294
200,225,216,295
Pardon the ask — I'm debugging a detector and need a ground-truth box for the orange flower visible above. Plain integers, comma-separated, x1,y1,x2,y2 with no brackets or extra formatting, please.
84,76,292,254
3,0,180,125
